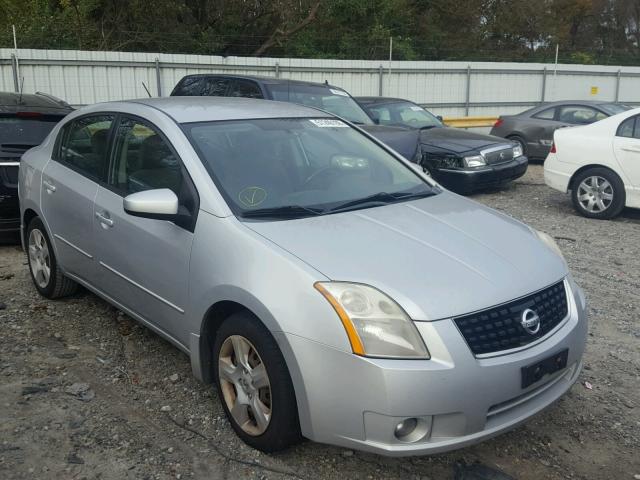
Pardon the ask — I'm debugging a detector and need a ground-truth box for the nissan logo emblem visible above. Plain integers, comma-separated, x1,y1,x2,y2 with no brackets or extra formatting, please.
520,309,541,335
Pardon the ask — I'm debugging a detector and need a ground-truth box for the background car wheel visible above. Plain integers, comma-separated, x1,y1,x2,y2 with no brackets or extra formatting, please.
508,135,527,156
27,217,78,299
213,311,301,453
570,167,625,220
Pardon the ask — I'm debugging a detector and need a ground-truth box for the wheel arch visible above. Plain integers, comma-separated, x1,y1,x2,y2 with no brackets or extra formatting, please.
568,164,623,191
22,208,39,246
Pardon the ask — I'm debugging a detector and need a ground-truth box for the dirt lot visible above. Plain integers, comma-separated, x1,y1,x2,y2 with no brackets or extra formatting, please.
1,164,638,480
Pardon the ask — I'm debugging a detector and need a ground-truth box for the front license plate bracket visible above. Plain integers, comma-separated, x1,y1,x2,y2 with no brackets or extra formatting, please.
521,349,568,389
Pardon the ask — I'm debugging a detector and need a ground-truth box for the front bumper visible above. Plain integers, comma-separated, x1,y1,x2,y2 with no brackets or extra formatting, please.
276,278,587,456
0,164,20,234
433,156,528,194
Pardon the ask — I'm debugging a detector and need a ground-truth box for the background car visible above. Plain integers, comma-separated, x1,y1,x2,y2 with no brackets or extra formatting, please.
357,97,528,193
491,100,632,160
1,91,72,239
544,107,640,219
172,76,527,194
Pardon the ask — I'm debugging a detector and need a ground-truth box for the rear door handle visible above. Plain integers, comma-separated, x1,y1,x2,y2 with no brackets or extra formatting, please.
622,146,640,153
42,179,56,192
95,211,114,227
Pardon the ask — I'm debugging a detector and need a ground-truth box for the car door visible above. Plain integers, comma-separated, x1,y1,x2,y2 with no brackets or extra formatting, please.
41,114,114,281
92,115,198,341
523,107,562,157
613,115,640,191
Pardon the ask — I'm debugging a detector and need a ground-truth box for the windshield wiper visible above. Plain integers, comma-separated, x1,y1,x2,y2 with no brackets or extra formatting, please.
326,190,436,214
241,205,325,219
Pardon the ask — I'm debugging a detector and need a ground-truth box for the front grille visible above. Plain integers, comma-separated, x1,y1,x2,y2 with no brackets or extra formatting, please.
483,146,514,165
454,281,568,356
0,164,19,185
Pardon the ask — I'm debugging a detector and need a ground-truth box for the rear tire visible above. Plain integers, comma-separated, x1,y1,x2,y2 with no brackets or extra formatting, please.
26,217,78,299
213,311,301,452
570,167,625,220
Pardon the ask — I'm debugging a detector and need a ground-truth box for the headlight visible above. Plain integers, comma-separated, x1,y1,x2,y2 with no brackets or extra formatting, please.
533,229,565,260
513,144,524,158
463,155,486,168
315,282,429,359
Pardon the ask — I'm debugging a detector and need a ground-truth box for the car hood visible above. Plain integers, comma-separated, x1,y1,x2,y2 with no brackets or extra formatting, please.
419,127,509,155
360,125,420,160
244,193,567,321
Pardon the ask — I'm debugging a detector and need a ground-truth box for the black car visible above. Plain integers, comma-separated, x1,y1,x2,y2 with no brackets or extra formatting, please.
490,100,632,160
358,97,528,193
0,92,72,238
171,75,526,193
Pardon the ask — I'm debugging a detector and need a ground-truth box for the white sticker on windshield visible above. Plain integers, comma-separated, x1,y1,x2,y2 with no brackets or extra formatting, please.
329,88,349,97
309,119,349,128
410,106,424,111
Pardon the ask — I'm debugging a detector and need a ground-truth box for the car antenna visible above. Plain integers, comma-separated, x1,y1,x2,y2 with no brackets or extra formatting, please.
141,81,152,98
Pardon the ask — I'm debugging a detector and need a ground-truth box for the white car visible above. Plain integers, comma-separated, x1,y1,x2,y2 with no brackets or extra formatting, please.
544,107,640,219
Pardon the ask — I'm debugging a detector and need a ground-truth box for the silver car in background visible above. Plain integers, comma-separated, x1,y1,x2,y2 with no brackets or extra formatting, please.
19,97,587,455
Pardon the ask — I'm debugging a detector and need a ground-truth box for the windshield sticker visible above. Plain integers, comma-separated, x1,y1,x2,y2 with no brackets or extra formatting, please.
309,119,348,128
238,186,267,208
410,106,424,111
329,89,349,97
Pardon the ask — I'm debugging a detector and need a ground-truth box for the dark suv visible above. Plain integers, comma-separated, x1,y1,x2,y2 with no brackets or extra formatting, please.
171,75,527,194
1,92,72,238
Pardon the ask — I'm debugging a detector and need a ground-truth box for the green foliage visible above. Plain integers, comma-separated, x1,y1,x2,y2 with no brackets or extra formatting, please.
0,0,638,64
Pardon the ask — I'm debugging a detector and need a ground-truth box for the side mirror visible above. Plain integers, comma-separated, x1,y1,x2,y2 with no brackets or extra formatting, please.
369,111,380,125
123,188,179,221
436,115,444,122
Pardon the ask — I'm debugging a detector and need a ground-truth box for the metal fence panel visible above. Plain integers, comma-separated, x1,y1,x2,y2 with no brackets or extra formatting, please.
1,48,639,118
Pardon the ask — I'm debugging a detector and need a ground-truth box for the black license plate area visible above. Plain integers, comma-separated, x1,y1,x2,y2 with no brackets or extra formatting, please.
521,349,568,389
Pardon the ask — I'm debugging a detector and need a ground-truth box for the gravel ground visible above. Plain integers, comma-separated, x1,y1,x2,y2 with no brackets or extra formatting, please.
1,164,638,480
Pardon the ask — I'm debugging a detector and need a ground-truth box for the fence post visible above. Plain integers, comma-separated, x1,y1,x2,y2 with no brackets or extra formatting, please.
275,62,280,78
155,58,162,97
615,69,621,102
541,67,547,103
378,64,384,96
10,54,19,93
465,65,471,116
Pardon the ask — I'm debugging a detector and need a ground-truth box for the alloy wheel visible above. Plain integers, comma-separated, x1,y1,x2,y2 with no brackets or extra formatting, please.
28,229,51,289
577,176,613,213
218,335,272,436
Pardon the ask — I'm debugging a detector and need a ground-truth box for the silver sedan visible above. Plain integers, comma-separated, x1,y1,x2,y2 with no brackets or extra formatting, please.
19,97,587,455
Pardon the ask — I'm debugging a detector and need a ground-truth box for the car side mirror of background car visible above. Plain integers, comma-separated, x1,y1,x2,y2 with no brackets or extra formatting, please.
369,111,380,125
436,115,444,122
123,188,179,221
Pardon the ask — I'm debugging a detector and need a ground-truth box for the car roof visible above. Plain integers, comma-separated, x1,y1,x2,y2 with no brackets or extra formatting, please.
522,100,623,115
0,91,72,114
356,97,416,106
121,96,333,123
177,73,345,91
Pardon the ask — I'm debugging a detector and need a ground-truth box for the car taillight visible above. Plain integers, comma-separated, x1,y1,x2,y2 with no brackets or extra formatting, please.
550,142,556,153
16,111,43,118
493,118,503,128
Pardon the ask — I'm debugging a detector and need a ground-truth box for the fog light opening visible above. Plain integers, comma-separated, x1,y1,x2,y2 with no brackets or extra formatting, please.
393,417,430,443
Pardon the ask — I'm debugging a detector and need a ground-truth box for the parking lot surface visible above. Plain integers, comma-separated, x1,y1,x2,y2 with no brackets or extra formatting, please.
1,165,638,480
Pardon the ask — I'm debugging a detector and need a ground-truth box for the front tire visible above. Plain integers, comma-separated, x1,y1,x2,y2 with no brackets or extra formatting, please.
213,311,301,452
570,167,625,220
26,217,78,298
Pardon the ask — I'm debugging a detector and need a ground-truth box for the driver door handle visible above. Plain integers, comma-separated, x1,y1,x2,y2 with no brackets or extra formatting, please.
95,211,114,227
42,180,56,192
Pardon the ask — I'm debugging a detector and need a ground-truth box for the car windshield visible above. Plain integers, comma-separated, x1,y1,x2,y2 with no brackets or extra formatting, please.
183,118,436,219
266,84,374,125
0,114,65,147
600,103,633,115
366,102,443,129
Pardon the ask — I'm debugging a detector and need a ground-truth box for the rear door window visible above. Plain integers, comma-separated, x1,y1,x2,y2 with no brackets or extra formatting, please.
58,115,114,180
201,77,233,96
557,106,606,125
532,108,556,120
617,117,636,138
171,77,204,96
229,80,263,99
